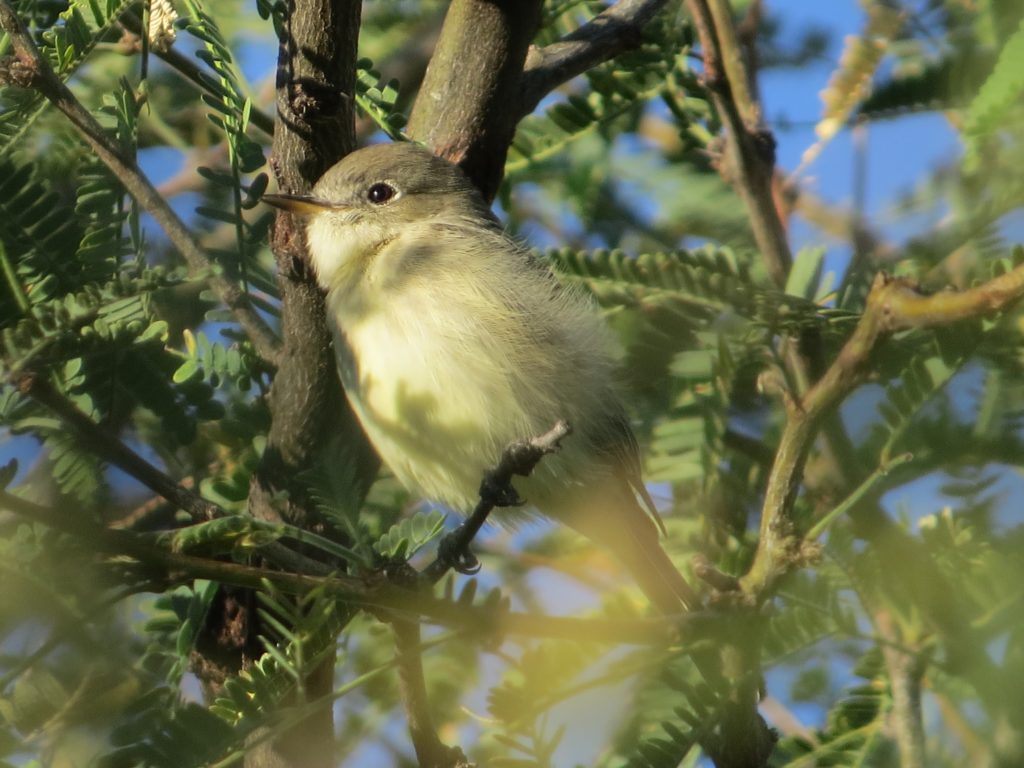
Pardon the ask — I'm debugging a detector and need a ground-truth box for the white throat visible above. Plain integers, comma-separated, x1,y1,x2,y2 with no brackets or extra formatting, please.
305,213,394,291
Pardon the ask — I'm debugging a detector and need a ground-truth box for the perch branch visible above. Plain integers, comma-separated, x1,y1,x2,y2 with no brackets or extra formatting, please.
519,0,669,115
422,420,573,583
0,1,281,364
0,489,688,646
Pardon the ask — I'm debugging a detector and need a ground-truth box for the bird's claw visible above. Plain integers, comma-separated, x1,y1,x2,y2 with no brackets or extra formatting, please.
438,528,482,575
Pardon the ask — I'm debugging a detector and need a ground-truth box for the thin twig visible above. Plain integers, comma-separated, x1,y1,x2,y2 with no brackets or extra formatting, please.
11,370,336,576
0,1,281,364
705,0,758,124
421,420,572,583
14,371,222,522
519,0,669,115
805,452,913,542
119,12,275,138
391,420,570,768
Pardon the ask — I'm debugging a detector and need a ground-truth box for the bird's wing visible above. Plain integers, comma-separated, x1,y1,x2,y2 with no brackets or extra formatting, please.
598,408,667,537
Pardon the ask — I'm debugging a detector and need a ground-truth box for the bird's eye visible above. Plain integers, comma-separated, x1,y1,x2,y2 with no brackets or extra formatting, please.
366,182,396,205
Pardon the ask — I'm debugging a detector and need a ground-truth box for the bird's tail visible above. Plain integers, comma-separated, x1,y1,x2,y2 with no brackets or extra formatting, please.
559,489,698,616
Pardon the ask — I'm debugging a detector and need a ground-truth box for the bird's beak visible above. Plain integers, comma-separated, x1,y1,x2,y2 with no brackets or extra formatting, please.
261,193,341,216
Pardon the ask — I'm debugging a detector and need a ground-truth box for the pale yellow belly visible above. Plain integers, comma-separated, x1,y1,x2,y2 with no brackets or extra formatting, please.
332,307,535,511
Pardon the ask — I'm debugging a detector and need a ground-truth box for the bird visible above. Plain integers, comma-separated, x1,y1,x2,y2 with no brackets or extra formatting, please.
263,142,697,614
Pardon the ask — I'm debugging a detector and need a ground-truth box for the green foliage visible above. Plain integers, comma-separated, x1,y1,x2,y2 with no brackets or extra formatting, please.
625,675,717,768
0,158,100,318
549,245,755,315
548,245,855,338
645,336,731,484
0,0,135,156
254,581,342,693
181,0,268,291
172,328,263,392
870,350,959,463
771,651,891,767
0,1,1023,767
355,58,408,139
483,640,603,767
964,18,1024,170
374,507,446,560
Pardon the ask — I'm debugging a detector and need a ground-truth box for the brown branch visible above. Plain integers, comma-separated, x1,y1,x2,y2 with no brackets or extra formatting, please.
743,265,1024,599
391,620,470,768
0,489,689,646
14,371,222,522
669,7,795,763
683,0,791,287
687,0,865,519
877,613,927,768
255,0,376,533
518,0,669,115
407,0,543,201
0,1,281,364
247,6,369,765
734,0,763,106
705,0,758,125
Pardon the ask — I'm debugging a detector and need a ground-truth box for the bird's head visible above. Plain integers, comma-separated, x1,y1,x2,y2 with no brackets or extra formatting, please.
263,142,489,289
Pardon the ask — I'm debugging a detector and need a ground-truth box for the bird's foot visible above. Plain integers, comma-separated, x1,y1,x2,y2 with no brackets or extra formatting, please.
436,525,482,575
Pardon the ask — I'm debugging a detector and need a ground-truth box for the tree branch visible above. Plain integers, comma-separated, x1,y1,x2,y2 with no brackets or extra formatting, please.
407,0,543,201
0,1,281,364
683,0,791,287
877,614,927,768
254,0,376,532
743,265,1024,599
0,489,690,646
519,0,669,116
13,371,221,522
705,0,759,125
391,620,470,768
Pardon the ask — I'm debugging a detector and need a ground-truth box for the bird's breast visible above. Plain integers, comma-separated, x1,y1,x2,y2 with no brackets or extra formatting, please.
328,288,527,510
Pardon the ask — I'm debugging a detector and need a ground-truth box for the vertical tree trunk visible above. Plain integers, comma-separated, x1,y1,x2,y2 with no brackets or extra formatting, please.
195,3,373,768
